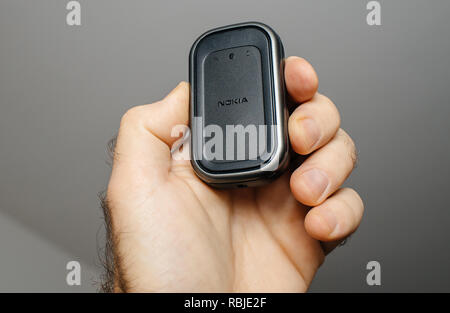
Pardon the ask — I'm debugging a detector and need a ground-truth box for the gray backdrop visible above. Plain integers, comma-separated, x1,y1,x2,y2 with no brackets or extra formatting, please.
0,0,449,292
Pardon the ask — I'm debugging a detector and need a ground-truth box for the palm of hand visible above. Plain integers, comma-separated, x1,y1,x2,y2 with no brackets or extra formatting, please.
111,160,323,292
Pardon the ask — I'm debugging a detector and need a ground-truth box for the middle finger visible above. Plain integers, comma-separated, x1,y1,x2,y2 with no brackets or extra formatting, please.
290,129,357,207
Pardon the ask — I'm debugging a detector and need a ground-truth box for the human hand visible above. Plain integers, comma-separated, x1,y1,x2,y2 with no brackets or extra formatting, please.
104,56,363,292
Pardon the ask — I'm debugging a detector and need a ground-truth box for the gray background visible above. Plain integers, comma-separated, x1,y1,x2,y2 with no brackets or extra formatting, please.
0,0,449,292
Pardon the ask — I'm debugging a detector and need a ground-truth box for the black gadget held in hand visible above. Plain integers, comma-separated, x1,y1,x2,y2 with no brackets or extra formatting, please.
189,22,289,188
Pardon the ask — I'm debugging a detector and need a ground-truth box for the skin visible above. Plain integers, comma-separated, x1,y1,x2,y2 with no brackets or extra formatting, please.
106,56,364,292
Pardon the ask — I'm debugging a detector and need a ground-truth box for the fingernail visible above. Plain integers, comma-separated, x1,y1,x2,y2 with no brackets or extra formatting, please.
318,209,338,236
300,118,321,150
300,168,330,201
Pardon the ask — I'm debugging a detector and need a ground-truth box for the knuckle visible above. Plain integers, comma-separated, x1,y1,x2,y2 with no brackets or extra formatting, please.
316,94,341,129
344,187,362,205
317,93,335,110
341,187,364,223
337,129,358,168
334,107,342,129
350,188,365,214
120,105,146,128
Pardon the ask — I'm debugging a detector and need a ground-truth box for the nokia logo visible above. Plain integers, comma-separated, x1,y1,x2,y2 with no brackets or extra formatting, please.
218,97,248,107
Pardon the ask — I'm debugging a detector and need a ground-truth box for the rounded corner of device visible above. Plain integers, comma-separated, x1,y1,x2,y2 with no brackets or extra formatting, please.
189,158,217,184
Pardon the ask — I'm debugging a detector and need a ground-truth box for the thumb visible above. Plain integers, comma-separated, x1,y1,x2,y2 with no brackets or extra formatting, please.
109,82,189,192
141,81,190,147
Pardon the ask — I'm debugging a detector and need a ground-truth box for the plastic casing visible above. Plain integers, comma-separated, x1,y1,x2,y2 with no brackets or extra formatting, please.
189,22,289,188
